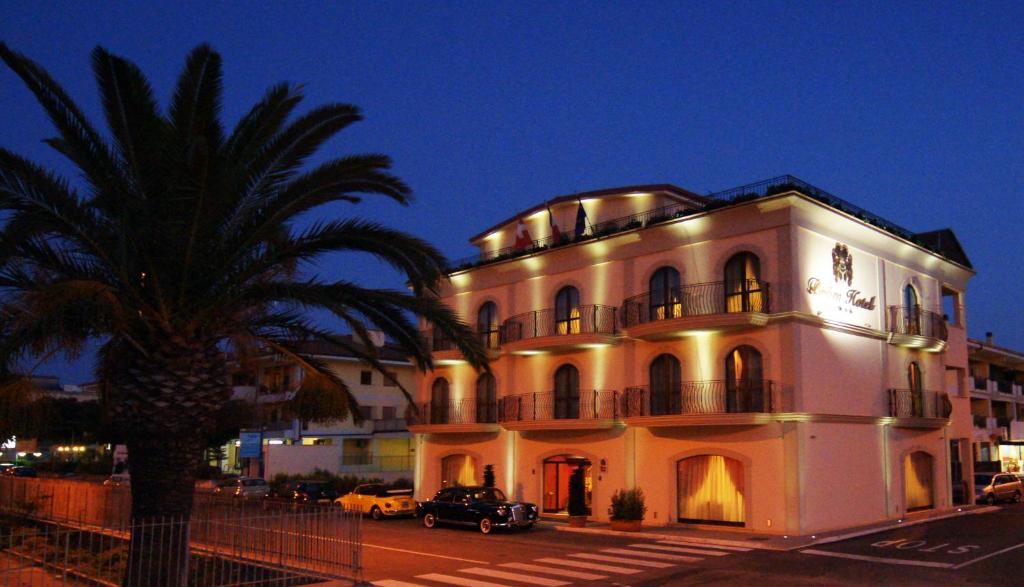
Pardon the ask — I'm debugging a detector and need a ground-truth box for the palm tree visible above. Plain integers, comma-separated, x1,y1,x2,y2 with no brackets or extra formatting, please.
0,43,487,584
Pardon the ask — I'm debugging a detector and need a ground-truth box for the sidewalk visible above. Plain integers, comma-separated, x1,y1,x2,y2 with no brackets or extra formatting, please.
544,505,998,551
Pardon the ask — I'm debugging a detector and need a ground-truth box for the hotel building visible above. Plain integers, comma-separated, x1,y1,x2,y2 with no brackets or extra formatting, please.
410,175,974,535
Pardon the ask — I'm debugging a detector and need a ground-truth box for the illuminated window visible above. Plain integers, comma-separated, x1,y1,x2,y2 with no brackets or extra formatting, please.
903,285,921,335
542,455,591,513
677,455,745,526
441,454,477,487
649,267,681,320
725,346,764,413
724,253,764,313
430,378,450,424
649,354,681,415
477,302,500,349
904,451,934,511
475,373,497,423
554,364,580,419
555,286,581,335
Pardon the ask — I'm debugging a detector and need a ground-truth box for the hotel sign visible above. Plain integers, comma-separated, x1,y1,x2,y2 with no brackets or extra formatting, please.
806,242,876,314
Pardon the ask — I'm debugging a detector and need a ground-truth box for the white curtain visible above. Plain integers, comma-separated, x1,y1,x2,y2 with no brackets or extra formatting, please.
441,454,477,487
904,452,933,510
678,455,745,524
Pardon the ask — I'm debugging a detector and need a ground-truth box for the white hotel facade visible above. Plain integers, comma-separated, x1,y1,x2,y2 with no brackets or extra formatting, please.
410,176,974,535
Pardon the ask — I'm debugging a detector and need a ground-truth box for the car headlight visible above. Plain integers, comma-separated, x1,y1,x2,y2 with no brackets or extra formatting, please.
496,506,508,516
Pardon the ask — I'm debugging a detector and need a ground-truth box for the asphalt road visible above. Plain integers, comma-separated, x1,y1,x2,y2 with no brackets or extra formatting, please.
361,504,1024,586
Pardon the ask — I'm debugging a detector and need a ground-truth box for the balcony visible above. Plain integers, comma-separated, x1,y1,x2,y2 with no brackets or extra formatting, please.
969,376,987,393
371,418,408,433
621,380,777,427
497,390,621,430
885,306,948,352
421,328,503,364
887,389,951,428
620,280,771,340
500,305,618,354
994,379,1013,395
407,399,500,433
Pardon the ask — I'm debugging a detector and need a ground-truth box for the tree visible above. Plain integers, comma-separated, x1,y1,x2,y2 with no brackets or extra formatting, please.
0,43,488,584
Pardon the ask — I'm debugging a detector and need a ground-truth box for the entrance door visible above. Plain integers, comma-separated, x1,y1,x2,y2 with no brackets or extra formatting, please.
677,455,745,526
542,455,591,513
905,451,934,511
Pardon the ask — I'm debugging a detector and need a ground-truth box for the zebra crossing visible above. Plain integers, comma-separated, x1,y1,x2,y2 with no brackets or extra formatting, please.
372,540,750,587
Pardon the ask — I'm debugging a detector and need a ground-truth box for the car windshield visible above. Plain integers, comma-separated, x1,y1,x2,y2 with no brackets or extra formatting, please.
470,488,506,502
975,473,995,485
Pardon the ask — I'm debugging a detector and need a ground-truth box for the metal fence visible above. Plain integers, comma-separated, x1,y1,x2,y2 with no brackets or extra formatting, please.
411,399,497,425
621,279,771,327
885,305,948,340
888,389,950,419
498,390,621,422
500,305,617,343
0,477,362,586
621,380,776,416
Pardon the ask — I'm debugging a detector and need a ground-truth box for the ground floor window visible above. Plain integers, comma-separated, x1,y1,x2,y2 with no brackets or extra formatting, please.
904,451,934,511
677,454,745,526
542,455,591,514
441,454,477,487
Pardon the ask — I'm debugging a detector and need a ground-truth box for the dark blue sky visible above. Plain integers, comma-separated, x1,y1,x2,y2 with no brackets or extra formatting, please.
2,2,1021,383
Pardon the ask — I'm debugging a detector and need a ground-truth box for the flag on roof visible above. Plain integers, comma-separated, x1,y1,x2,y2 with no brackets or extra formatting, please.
548,206,562,243
514,216,533,249
574,199,589,239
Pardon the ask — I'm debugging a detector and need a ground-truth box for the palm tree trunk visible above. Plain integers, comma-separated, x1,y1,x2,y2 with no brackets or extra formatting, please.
107,337,228,587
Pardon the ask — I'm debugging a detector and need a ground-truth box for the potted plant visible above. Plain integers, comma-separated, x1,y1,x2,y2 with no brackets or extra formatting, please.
609,487,646,532
567,467,589,527
483,464,495,488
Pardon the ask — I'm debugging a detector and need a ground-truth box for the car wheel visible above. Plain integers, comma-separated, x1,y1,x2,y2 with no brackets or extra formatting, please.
423,512,437,529
479,517,493,534
371,506,383,521
987,494,996,505
1015,491,1022,504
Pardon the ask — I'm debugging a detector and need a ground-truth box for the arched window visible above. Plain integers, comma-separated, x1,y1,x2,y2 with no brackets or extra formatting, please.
441,454,477,487
677,455,745,526
555,286,581,335
907,361,923,417
904,451,934,511
649,267,682,321
475,373,497,423
554,364,580,419
649,354,681,416
430,378,450,424
725,346,764,413
724,253,764,313
904,285,921,335
477,302,499,349
542,455,592,513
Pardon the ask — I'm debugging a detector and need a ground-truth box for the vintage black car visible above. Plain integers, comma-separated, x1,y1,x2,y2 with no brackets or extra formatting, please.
418,486,538,534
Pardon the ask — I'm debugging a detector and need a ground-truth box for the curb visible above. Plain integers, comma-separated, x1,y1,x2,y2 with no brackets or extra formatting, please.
548,506,998,552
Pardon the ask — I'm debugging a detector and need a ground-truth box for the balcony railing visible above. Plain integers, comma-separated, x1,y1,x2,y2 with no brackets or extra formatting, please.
422,328,502,353
887,389,950,419
886,306,948,340
498,390,621,422
973,414,988,428
621,280,771,327
621,380,775,417
410,399,498,426
500,305,617,343
995,379,1013,394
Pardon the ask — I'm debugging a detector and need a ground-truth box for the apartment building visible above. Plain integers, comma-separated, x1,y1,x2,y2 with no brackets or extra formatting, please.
228,336,417,481
411,175,974,536
968,335,1024,472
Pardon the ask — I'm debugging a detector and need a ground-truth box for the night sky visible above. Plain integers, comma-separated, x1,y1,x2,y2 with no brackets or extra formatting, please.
2,2,1021,384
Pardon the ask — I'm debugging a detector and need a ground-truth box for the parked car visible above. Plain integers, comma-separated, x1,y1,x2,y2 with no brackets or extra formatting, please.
976,472,1022,504
215,477,270,499
270,481,338,504
418,486,538,534
3,466,38,478
335,484,416,520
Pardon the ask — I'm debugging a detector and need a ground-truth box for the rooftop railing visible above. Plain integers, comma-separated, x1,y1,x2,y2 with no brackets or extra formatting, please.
621,380,776,417
621,280,770,327
888,389,950,419
886,305,948,340
500,305,617,343
497,390,621,422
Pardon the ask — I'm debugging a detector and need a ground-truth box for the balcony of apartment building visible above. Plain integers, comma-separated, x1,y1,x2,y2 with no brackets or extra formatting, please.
620,279,771,340
497,389,622,430
421,325,503,364
499,305,618,354
887,389,952,428
621,380,778,427
406,398,501,433
885,304,948,352
972,414,1008,443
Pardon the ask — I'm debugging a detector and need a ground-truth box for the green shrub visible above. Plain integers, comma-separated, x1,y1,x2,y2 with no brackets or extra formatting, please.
567,467,589,516
483,464,495,488
609,488,646,521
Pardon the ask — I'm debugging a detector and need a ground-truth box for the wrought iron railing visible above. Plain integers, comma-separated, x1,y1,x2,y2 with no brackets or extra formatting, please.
500,305,617,343
421,328,501,351
621,279,771,327
886,306,948,340
497,390,621,422
888,389,950,418
410,399,498,425
621,380,775,417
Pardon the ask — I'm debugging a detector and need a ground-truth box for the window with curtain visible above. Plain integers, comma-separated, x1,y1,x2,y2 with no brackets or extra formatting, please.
554,364,580,419
441,454,477,487
475,373,497,423
677,455,745,526
904,451,934,511
431,378,450,424
649,267,682,321
724,253,763,313
726,346,764,413
649,354,681,416
555,286,581,335
477,301,500,349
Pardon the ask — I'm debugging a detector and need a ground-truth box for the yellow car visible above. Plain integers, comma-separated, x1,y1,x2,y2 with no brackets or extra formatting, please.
335,483,416,520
